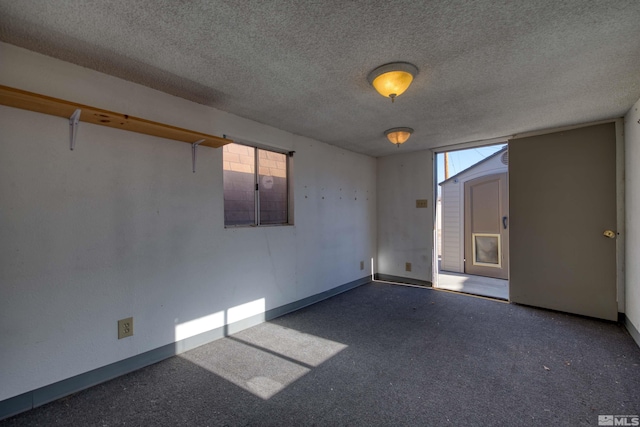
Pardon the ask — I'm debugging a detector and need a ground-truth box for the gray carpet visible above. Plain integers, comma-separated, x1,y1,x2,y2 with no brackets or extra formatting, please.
3,282,639,426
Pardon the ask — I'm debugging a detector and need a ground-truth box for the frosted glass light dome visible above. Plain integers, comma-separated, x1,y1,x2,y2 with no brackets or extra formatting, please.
368,62,418,102
385,127,414,146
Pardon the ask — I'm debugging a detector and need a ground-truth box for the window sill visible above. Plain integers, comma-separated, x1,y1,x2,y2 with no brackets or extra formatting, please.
224,223,294,229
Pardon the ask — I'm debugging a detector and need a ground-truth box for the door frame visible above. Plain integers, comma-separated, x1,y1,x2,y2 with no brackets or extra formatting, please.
431,138,508,288
431,118,624,313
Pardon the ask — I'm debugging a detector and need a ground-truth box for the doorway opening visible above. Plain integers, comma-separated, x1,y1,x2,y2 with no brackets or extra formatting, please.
434,143,509,300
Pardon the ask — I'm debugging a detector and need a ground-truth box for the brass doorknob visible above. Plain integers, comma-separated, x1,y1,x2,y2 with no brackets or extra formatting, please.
603,230,616,239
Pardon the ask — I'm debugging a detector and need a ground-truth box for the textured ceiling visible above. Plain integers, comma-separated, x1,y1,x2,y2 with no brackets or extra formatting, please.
1,1,639,157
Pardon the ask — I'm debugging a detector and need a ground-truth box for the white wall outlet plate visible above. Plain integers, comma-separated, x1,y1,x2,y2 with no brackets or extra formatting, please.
118,317,133,339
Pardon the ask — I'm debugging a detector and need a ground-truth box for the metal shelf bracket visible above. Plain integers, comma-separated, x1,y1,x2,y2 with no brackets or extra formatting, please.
69,109,81,150
192,139,205,173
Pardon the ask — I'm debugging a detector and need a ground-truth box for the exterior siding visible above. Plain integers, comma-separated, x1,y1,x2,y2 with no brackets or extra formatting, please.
441,183,462,272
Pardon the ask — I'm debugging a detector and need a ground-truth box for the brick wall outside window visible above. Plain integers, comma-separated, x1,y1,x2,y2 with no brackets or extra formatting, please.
223,143,288,226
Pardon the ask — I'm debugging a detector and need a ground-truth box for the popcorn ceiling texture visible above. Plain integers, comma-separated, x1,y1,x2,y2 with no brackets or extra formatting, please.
1,0,639,156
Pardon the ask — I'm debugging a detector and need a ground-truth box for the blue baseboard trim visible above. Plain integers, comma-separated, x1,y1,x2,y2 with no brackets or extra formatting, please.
374,273,432,288
267,276,371,320
622,314,640,349
0,393,31,421
0,276,371,421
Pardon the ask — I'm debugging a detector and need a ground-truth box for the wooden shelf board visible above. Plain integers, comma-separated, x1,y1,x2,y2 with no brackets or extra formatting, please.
0,85,232,149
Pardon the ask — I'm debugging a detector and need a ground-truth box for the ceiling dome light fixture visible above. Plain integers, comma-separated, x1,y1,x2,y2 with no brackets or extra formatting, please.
385,127,414,146
368,62,418,102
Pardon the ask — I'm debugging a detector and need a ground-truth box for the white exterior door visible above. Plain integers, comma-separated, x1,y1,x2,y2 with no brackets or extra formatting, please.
464,173,509,279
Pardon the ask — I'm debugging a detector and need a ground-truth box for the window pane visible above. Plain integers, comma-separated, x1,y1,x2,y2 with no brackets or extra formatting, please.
258,149,287,225
223,144,255,226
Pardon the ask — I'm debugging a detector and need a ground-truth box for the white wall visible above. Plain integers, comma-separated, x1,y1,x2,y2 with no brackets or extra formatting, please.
377,151,433,281
0,43,376,401
625,97,640,335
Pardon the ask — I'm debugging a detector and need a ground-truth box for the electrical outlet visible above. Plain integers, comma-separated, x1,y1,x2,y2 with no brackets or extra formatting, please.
405,262,412,272
360,261,365,270
118,317,133,339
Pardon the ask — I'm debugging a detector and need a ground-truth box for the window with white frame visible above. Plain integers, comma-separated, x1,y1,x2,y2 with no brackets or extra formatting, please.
223,142,291,226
